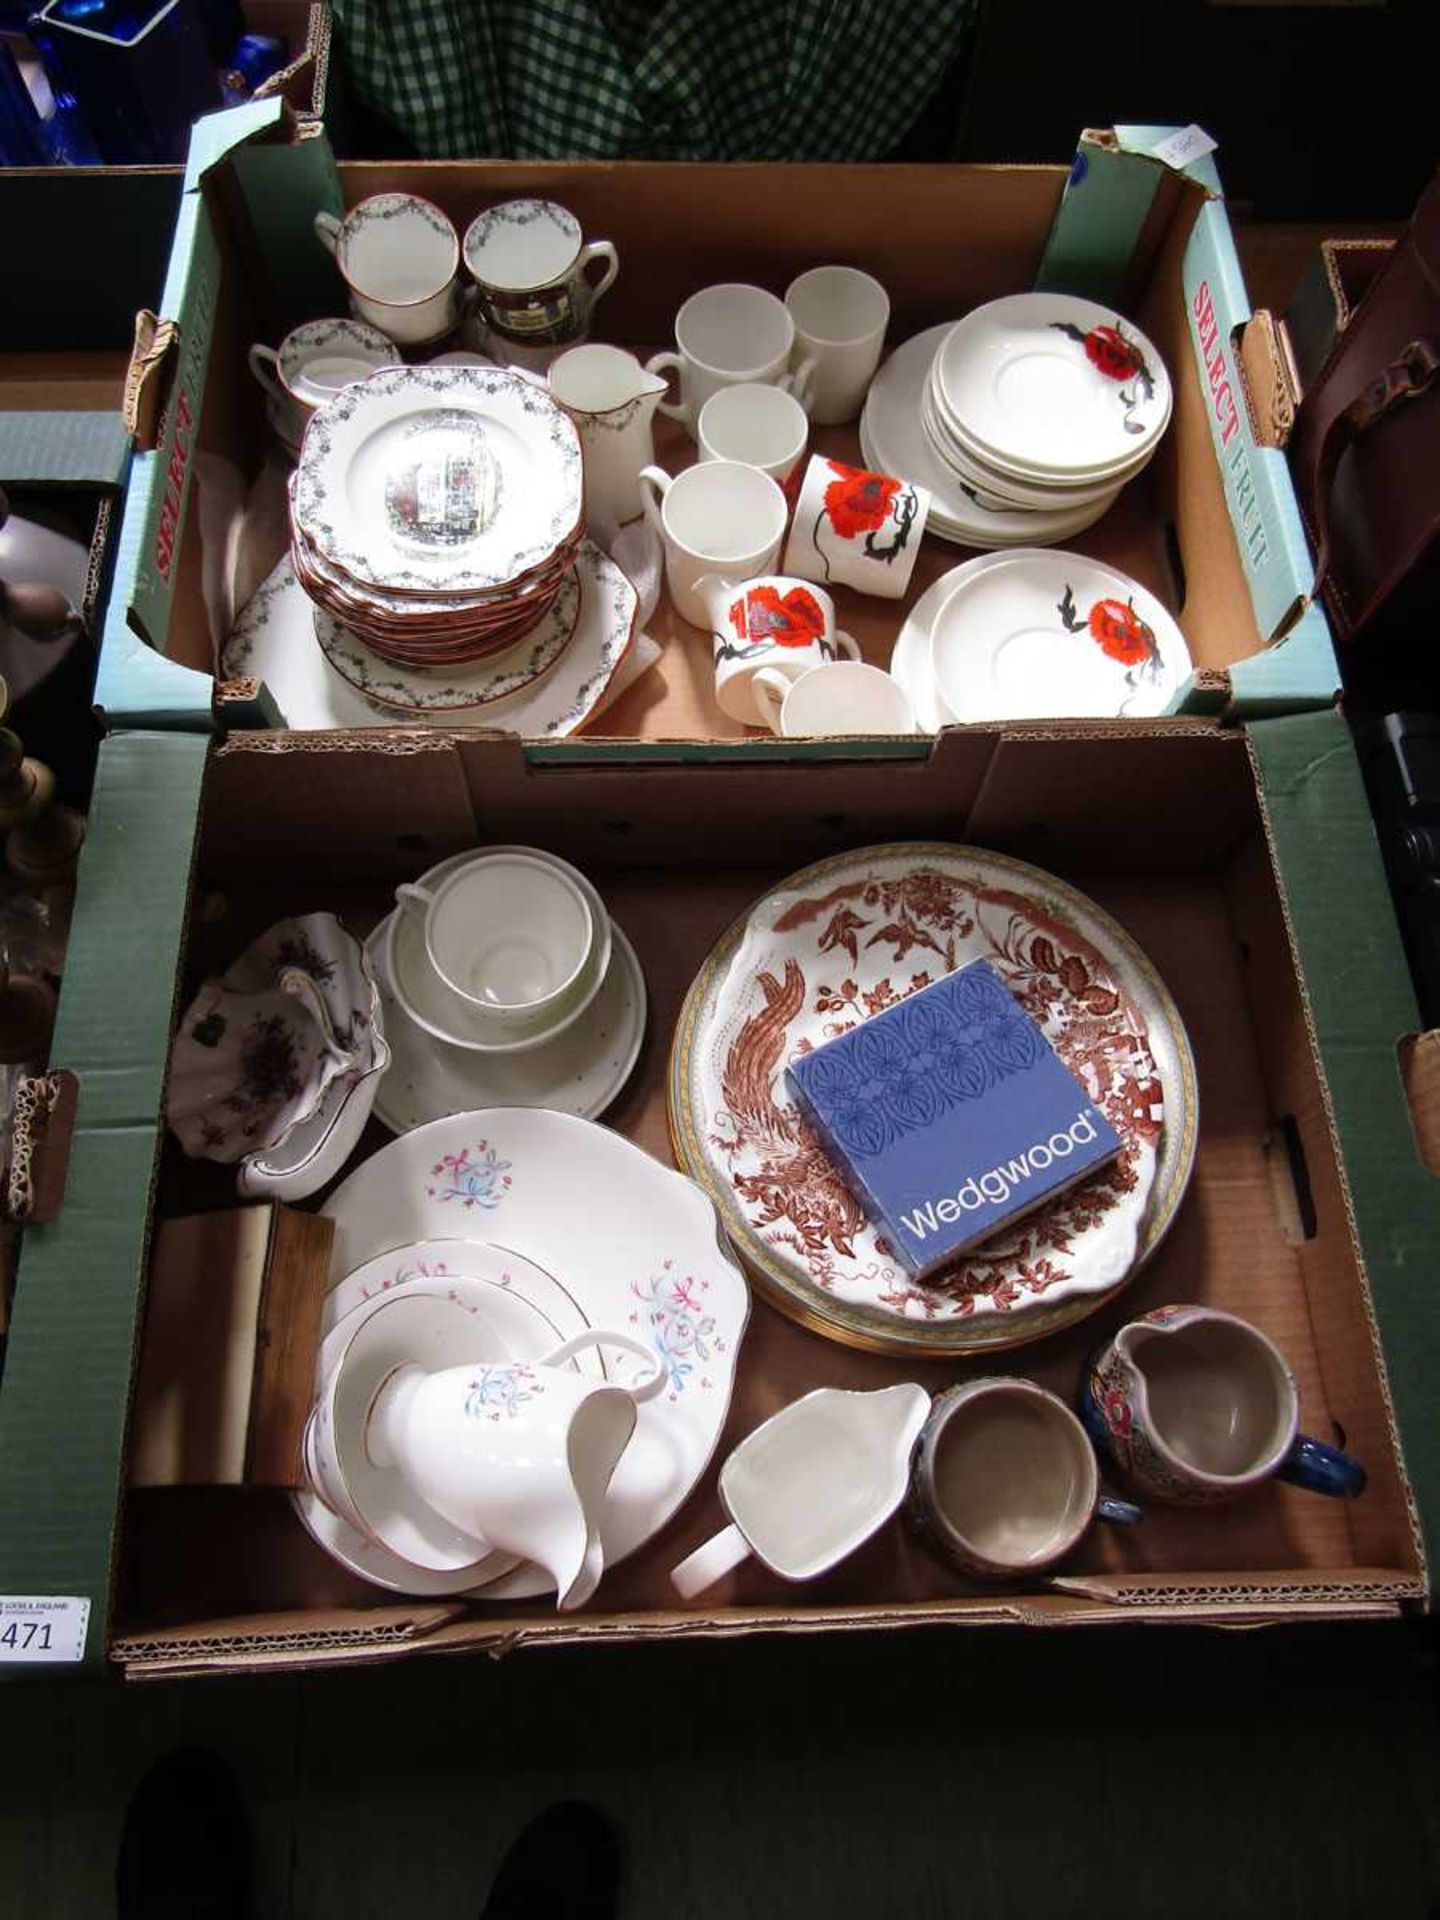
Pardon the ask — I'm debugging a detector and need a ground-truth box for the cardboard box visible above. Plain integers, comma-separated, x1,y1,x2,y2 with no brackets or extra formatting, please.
94,110,1342,739
0,711,1435,1677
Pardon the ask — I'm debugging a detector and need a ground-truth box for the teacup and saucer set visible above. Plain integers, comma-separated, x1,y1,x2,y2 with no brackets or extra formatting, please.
364,844,647,1131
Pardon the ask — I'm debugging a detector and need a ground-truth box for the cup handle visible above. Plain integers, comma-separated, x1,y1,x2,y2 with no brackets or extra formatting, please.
313,209,343,257
247,344,287,408
670,1521,753,1601
644,350,690,426
1276,1433,1368,1499
833,629,862,663
751,667,791,734
394,882,434,921
1096,1493,1144,1526
580,239,618,306
637,464,671,544
540,1329,668,1403
782,355,817,413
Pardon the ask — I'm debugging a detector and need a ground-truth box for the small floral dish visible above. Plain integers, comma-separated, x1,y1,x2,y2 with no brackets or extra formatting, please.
168,914,389,1201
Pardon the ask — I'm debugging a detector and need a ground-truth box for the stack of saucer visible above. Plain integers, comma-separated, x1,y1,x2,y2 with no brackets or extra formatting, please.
289,363,584,667
366,845,647,1130
862,295,1171,549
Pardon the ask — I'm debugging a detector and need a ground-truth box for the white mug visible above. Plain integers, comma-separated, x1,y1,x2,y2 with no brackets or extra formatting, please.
784,265,891,426
394,851,594,1031
315,194,462,345
639,460,788,627
646,283,815,437
697,382,810,492
753,659,916,737
463,198,618,349
699,572,860,724
368,1327,666,1612
782,454,931,599
248,317,398,447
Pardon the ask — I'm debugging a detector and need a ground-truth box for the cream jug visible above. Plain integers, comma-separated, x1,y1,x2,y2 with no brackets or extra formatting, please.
548,344,668,543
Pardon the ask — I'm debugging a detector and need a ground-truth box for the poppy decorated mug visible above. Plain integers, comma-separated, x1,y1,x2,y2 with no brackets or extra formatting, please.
1081,1305,1368,1506
700,573,860,723
781,455,931,599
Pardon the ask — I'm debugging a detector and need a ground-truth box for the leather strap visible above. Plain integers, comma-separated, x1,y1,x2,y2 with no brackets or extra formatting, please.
1310,336,1440,621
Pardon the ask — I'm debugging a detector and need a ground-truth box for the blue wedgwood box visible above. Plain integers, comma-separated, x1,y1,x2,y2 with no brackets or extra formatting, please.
786,962,1123,1280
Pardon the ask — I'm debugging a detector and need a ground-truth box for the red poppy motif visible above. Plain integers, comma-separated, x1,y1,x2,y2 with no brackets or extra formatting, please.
823,461,902,542
1088,597,1155,668
1104,1387,1133,1437
1058,586,1156,672
742,584,827,649
1084,324,1146,382
728,597,747,643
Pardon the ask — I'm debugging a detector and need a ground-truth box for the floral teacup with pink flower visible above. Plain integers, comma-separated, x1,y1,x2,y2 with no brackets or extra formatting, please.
781,455,931,599
699,571,860,725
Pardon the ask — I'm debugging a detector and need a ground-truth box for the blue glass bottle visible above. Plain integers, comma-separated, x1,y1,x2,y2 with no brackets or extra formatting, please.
0,40,49,165
27,0,221,164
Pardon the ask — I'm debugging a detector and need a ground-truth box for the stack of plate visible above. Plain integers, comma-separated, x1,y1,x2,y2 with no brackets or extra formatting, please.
861,295,1171,549
295,1110,751,1601
289,363,585,668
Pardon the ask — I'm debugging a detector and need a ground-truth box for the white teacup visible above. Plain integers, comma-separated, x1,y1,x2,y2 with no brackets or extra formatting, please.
699,572,860,724
395,851,593,1033
784,265,890,426
646,283,815,437
639,460,788,627
248,317,399,447
463,198,617,350
315,194,462,345
782,455,931,599
752,659,916,737
908,1378,1141,1580
697,382,810,491
368,1327,666,1612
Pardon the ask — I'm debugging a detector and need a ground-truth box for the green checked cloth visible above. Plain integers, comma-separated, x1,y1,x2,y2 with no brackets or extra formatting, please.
329,0,978,160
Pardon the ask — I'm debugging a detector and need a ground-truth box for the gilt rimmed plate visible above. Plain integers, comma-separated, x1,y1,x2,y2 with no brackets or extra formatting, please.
933,294,1171,478
668,844,1197,1355
224,540,637,736
320,1110,751,1600
314,564,582,713
927,548,1191,724
292,364,583,595
860,327,1122,550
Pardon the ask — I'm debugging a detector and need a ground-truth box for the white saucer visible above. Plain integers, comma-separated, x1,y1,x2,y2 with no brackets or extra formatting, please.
927,548,1190,724
368,916,645,1131
889,553,1020,731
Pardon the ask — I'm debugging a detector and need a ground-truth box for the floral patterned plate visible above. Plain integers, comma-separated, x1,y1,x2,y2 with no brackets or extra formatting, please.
320,1110,751,1602
927,549,1190,724
313,564,582,714
933,294,1172,480
668,844,1197,1355
292,364,583,596
223,540,638,736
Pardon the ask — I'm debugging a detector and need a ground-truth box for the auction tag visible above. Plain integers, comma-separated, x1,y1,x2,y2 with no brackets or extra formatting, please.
1152,124,1218,172
0,1597,89,1665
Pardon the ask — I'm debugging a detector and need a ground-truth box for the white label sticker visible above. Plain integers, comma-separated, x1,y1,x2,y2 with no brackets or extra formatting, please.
1153,124,1219,171
0,1597,90,1664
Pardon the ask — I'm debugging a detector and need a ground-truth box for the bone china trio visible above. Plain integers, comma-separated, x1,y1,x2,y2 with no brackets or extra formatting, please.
159,206,1363,1616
